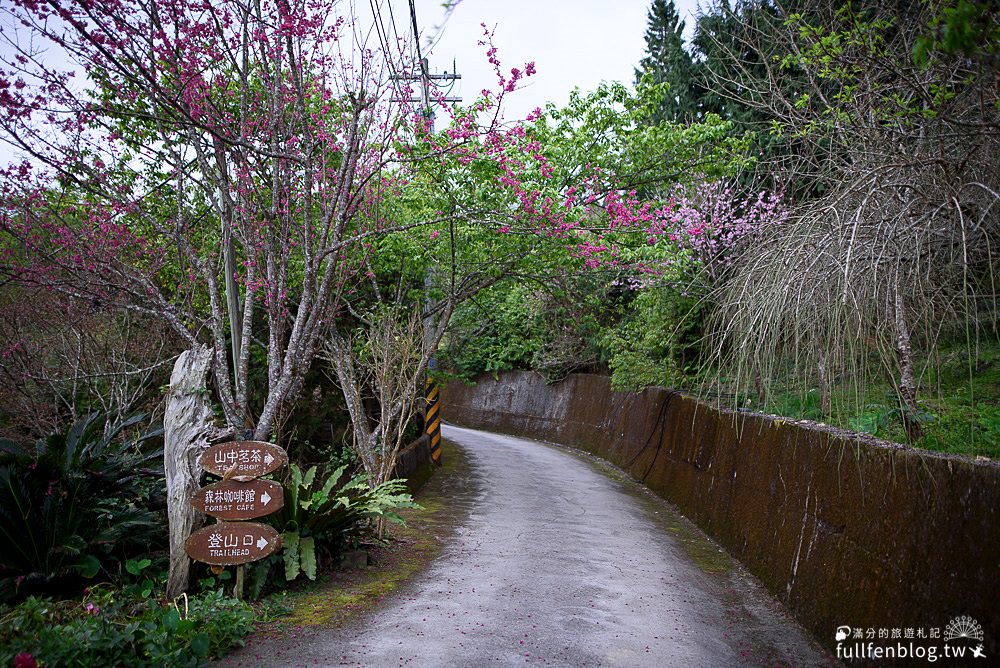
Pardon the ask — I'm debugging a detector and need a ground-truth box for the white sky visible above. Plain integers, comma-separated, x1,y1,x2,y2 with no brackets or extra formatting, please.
409,0,700,122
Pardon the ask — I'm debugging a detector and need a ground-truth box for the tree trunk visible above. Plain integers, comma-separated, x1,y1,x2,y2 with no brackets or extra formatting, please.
814,339,831,415
164,346,224,599
893,282,922,443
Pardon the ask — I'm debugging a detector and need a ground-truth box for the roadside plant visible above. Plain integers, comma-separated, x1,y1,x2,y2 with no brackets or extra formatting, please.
122,558,160,601
260,463,417,585
0,413,164,601
0,589,254,667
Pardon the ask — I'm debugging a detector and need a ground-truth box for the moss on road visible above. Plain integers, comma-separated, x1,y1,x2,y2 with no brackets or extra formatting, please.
244,440,470,641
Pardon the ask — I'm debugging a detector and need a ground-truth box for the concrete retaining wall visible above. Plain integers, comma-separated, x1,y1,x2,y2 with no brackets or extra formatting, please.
442,371,1000,656
394,434,435,492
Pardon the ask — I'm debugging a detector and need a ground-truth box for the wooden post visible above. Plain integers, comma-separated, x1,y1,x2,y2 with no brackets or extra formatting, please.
235,565,245,601
185,441,287,598
165,346,222,600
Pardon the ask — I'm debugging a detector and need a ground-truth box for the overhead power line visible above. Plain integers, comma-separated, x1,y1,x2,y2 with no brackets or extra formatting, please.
392,0,461,132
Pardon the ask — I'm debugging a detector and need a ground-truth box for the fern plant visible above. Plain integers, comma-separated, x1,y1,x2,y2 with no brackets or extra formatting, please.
260,463,417,585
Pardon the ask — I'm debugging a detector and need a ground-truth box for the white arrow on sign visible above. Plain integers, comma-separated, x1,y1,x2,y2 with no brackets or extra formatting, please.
256,537,269,550
263,453,275,466
261,491,271,506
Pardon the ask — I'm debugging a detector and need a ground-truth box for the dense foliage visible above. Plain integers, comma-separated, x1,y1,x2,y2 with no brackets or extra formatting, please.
0,413,164,602
442,0,999,456
0,407,416,661
0,589,254,668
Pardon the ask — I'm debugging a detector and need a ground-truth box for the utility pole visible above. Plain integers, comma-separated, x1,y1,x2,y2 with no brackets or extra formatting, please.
393,0,462,132
391,57,462,133
391,56,460,361
390,5,461,465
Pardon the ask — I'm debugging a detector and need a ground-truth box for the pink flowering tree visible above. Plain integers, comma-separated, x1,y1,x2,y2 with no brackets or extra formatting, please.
659,180,789,285
424,75,769,389
0,0,761,469
595,179,788,391
0,1,554,443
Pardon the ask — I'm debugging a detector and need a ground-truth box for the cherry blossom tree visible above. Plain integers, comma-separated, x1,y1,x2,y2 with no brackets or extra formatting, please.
0,1,546,441
0,2,554,594
0,1,759,490
659,180,787,284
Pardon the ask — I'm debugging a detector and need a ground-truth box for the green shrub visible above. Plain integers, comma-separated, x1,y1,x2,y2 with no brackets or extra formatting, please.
0,589,254,667
440,283,543,380
0,413,164,601
249,463,417,593
603,287,704,392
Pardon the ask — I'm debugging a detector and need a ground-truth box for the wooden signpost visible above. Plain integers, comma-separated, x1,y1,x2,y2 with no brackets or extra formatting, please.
186,440,289,599
201,441,288,479
191,479,284,521
185,522,282,565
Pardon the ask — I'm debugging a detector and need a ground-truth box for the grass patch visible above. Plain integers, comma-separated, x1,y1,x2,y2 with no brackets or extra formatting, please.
756,340,1000,459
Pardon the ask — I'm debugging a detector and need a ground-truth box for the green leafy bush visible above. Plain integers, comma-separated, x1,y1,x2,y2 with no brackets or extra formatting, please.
441,278,612,383
0,589,254,667
440,283,543,380
252,463,417,591
603,287,704,392
0,413,164,601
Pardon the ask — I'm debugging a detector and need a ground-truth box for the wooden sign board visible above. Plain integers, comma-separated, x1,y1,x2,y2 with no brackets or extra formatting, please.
201,441,287,479
185,522,282,566
191,479,284,520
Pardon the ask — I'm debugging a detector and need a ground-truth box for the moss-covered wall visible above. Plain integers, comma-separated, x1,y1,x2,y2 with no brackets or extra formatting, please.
395,434,435,492
442,371,1000,656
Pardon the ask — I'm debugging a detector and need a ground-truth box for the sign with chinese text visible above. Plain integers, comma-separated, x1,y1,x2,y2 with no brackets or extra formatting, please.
188,440,287,573
191,479,284,521
185,522,282,565
201,440,287,479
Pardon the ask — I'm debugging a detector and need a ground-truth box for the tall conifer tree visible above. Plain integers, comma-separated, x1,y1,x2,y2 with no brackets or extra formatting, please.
635,0,696,123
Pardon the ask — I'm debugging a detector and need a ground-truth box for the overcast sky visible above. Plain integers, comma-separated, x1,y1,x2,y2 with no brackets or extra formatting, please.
0,0,701,163
409,0,700,122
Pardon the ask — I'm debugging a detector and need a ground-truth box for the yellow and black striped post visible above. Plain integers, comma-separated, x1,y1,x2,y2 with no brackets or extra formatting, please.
425,376,442,465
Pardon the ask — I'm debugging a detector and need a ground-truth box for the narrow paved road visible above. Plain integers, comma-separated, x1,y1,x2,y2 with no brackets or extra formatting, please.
225,425,835,667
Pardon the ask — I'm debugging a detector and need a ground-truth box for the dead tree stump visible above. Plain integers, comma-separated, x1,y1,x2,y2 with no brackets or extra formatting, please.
164,345,224,599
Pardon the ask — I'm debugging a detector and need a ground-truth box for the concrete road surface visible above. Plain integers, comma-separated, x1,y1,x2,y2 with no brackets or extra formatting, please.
220,424,835,667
